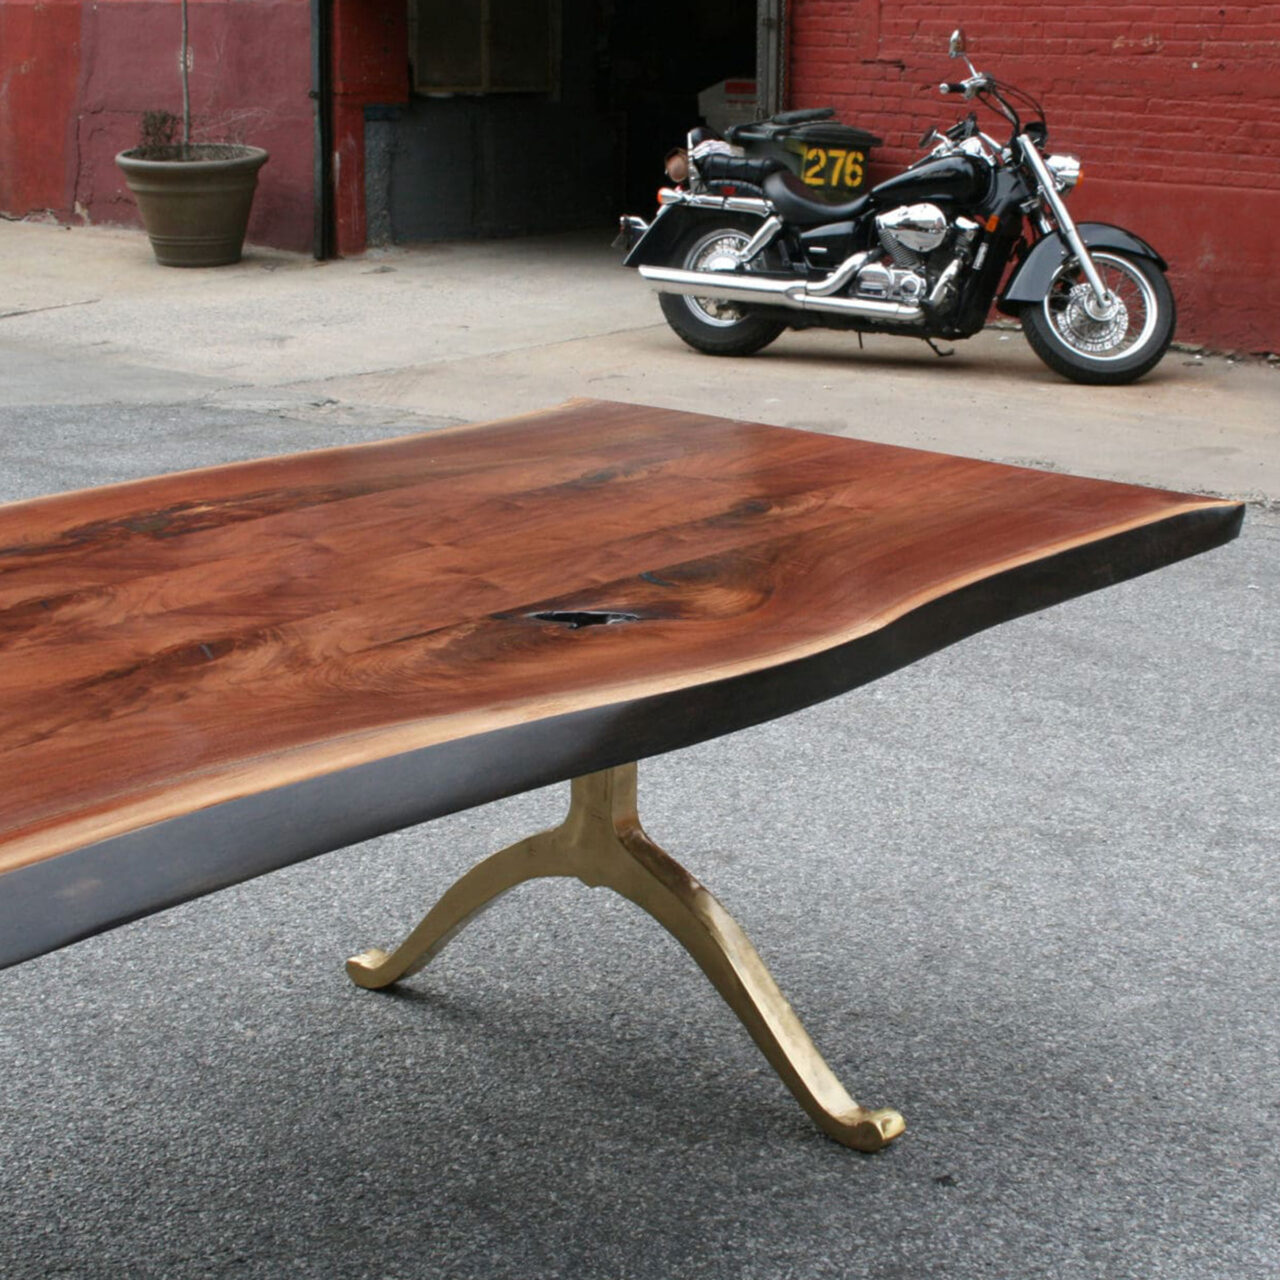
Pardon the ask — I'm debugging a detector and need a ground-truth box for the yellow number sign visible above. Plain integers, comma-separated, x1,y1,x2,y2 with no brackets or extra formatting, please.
802,147,866,189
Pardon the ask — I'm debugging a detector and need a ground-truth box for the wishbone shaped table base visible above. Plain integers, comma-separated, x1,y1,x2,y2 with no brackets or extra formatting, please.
346,763,905,1153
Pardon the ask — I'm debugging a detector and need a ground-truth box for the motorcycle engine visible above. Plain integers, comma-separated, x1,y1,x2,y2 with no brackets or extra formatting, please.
878,203,948,260
853,203,951,304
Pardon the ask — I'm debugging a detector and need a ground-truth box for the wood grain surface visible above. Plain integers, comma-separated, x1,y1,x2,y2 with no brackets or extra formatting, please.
0,400,1243,967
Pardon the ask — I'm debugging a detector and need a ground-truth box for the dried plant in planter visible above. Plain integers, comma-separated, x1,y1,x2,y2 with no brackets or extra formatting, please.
114,0,269,264
139,110,180,153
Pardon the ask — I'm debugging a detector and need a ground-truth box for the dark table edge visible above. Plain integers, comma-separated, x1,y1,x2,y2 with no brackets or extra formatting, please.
0,502,1244,971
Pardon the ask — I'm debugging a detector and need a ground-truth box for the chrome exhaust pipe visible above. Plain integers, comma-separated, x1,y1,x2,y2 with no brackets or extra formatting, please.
638,262,924,322
640,266,794,307
805,249,875,297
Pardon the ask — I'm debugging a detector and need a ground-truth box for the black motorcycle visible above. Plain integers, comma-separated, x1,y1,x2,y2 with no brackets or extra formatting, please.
618,30,1175,385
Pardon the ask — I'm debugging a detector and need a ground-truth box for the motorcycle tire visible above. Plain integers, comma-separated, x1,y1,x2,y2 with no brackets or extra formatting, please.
658,221,787,358
1020,249,1175,385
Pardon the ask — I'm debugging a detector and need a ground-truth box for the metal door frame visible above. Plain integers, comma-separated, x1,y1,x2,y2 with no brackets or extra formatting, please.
756,0,786,116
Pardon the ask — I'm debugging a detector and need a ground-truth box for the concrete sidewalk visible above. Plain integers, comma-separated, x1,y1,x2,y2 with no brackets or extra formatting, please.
2,221,1277,503
0,221,1277,1280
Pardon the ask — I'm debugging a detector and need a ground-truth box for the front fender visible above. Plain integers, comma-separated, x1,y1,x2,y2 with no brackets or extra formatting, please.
997,223,1167,313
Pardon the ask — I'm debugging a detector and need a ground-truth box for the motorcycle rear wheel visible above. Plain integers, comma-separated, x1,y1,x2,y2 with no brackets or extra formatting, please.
1021,250,1175,385
658,222,787,357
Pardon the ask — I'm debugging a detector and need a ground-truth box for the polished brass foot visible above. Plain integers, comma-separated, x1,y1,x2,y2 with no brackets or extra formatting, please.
347,764,904,1152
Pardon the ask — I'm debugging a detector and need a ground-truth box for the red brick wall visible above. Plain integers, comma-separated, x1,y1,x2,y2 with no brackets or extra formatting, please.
788,0,1280,352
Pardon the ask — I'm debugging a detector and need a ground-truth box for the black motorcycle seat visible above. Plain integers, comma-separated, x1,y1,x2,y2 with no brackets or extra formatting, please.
697,153,787,186
763,169,872,225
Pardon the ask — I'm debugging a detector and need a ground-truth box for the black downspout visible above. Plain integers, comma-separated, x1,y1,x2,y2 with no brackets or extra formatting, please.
310,0,335,260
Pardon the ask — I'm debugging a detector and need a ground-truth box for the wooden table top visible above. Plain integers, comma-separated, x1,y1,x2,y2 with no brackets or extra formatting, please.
0,400,1242,967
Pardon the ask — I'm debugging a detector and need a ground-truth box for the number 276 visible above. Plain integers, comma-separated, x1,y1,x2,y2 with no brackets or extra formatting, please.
802,147,865,187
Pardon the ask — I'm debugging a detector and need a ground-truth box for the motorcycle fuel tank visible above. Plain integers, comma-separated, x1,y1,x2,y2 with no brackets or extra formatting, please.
870,154,989,207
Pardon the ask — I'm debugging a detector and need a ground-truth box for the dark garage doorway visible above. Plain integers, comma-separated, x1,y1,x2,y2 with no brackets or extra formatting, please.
365,0,778,244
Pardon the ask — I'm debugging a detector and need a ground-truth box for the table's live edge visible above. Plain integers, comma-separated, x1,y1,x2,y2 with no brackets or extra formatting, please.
0,486,1241,971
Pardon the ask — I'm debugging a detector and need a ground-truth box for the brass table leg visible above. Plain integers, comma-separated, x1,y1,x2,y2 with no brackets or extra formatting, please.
347,764,904,1152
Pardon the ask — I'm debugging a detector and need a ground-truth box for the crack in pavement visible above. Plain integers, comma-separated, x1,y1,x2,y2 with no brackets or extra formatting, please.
0,299,101,321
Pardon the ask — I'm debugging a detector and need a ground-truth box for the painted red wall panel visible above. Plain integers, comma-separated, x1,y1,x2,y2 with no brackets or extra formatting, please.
789,0,1280,351
0,0,81,213
331,0,408,100
330,0,408,257
1,0,313,253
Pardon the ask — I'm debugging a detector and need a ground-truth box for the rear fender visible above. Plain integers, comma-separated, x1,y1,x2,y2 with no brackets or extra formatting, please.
997,223,1167,313
621,203,767,268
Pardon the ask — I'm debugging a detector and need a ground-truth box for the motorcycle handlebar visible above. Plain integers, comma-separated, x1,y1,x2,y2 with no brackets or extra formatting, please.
941,74,992,98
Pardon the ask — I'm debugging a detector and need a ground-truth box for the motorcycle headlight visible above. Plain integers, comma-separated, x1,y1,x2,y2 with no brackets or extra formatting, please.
1046,153,1081,193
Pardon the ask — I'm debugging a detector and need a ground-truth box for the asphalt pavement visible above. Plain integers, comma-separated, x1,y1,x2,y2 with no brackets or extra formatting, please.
0,222,1277,1280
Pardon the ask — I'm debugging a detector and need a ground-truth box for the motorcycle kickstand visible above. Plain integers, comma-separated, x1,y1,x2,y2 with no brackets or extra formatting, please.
924,337,955,358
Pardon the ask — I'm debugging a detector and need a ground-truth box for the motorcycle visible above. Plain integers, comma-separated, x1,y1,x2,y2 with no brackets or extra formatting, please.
617,29,1176,385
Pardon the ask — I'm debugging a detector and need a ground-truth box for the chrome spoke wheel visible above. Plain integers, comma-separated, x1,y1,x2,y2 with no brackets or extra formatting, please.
1042,251,1157,362
657,219,787,358
683,230,756,328
1021,247,1175,385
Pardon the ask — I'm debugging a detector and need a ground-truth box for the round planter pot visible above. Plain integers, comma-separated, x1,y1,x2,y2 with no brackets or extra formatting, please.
116,144,269,267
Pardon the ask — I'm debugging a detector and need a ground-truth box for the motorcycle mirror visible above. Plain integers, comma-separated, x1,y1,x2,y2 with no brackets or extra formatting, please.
948,29,966,58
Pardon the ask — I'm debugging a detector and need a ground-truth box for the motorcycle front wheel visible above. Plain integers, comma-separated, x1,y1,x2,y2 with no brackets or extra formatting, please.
658,222,787,357
1021,250,1175,385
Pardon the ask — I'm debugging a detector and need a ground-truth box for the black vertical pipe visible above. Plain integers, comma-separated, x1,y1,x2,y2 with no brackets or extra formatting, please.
310,0,335,260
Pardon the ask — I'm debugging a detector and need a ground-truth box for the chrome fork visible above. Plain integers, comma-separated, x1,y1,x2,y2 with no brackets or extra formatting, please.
1018,135,1115,313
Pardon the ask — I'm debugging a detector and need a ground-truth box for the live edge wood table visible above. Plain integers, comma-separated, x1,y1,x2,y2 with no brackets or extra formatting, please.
0,400,1242,1151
